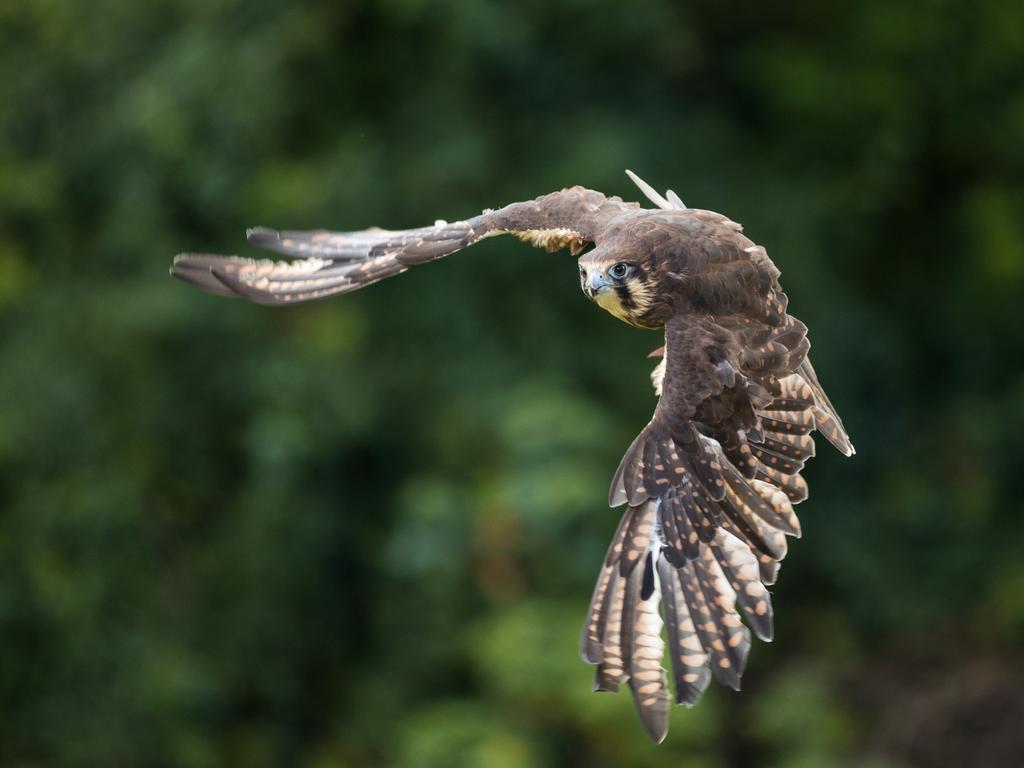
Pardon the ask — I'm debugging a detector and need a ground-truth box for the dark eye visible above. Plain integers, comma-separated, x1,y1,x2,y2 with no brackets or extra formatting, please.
609,262,630,279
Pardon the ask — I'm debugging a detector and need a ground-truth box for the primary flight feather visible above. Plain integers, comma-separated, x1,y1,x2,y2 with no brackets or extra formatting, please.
171,171,853,742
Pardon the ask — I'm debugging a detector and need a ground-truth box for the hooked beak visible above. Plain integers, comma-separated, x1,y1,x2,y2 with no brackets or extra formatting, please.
586,271,611,298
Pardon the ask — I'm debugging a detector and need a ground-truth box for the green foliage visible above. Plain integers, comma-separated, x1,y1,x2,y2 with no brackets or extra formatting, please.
2,0,1023,765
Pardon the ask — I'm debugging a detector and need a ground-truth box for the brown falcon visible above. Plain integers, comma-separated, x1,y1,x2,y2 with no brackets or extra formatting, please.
171,171,853,742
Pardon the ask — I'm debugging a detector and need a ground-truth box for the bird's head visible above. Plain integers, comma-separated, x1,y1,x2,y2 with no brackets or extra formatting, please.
578,250,659,328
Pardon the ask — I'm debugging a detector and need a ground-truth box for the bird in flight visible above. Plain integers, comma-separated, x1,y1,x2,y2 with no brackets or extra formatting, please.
172,171,853,742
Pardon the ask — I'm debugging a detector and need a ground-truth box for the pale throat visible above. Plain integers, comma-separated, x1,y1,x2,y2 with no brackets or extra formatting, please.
594,288,633,321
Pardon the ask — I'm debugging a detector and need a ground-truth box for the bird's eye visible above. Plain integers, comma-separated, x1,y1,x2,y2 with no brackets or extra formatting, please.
609,262,630,279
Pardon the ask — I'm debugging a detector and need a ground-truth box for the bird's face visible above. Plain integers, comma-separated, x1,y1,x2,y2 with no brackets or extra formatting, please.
578,255,656,327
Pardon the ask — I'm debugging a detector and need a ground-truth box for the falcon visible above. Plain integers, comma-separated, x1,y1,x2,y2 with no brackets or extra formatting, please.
171,171,854,742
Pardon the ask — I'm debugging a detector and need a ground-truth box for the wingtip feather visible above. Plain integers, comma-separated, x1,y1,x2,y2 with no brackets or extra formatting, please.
170,253,244,298
246,226,278,241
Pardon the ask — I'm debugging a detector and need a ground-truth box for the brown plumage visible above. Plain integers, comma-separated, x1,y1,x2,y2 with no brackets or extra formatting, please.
171,171,854,743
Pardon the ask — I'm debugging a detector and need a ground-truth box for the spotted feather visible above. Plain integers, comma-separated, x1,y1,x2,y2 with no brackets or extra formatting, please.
623,553,671,742
657,557,712,705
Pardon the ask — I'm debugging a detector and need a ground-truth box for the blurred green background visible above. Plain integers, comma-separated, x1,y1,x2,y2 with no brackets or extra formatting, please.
2,1,1024,766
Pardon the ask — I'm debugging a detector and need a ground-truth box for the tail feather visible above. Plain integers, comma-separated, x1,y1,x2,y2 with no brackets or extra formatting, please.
593,569,628,692
623,553,671,742
581,505,637,664
580,561,616,665
582,512,787,738
677,556,748,690
657,557,712,706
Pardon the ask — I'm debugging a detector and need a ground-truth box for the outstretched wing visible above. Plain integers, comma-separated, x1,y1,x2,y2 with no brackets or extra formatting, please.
583,256,853,740
171,187,631,305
